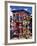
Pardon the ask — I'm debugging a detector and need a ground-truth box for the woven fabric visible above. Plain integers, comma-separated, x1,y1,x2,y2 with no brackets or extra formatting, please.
10,12,32,39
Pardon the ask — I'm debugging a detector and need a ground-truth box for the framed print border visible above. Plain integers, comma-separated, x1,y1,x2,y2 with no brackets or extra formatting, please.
5,1,36,45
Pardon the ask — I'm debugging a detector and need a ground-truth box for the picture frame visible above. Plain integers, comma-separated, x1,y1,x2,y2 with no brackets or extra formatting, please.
5,1,36,45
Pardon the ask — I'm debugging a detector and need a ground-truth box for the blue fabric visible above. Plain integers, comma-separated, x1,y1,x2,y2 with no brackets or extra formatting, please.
10,6,32,14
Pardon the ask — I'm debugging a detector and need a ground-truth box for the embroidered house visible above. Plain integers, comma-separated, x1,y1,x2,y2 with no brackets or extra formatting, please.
10,6,32,39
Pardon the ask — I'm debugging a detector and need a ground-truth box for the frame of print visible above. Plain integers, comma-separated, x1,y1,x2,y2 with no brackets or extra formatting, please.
5,1,36,45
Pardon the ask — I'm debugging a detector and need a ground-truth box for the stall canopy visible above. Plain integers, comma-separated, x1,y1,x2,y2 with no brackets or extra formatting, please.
10,6,32,15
